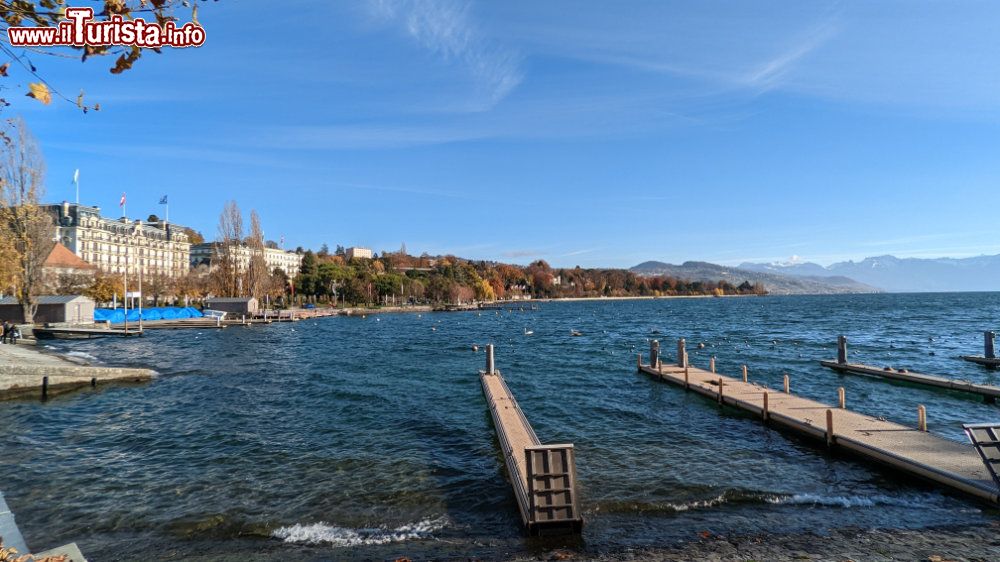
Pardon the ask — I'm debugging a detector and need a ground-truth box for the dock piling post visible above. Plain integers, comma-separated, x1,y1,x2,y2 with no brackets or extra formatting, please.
42,376,48,400
762,392,769,421
486,344,495,375
684,366,689,389
918,405,927,432
650,340,660,369
826,409,835,446
742,365,748,382
637,353,642,371
91,377,97,388
986,331,996,360
783,374,790,394
838,387,845,409
718,377,724,404
837,335,848,364
677,338,687,367
216,315,221,327
710,356,716,373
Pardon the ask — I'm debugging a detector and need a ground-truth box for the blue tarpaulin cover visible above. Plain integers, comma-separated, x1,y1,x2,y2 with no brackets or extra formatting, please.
94,306,203,324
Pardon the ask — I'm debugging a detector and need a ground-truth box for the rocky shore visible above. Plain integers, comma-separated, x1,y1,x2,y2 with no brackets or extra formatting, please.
531,523,1000,561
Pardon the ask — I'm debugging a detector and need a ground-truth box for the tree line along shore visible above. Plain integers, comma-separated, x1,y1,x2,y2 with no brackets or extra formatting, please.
0,118,765,323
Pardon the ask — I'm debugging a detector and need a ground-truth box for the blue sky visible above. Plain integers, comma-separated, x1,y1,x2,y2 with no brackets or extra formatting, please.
7,0,1000,267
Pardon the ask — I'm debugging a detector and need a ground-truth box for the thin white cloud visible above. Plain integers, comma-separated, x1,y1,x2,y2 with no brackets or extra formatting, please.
368,0,522,109
743,21,839,92
562,247,601,257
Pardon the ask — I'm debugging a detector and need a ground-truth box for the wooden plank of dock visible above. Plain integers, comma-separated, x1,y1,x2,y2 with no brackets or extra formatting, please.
820,360,1000,402
961,356,1000,368
479,345,582,535
33,326,141,339
961,331,998,367
638,357,999,505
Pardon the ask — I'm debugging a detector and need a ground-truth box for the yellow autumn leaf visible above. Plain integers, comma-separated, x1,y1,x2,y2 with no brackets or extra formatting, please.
26,82,51,105
192,4,199,25
76,89,85,109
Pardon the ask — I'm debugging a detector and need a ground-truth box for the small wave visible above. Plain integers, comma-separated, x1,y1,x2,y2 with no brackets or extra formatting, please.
664,493,729,512
591,490,933,515
591,491,749,514
65,350,99,363
765,493,926,508
272,516,446,547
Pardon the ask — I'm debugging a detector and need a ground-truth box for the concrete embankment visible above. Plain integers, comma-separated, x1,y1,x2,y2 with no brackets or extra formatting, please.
0,344,155,401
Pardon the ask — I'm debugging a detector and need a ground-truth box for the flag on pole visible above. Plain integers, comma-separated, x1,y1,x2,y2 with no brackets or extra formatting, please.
159,195,168,205
72,169,79,184
120,193,126,207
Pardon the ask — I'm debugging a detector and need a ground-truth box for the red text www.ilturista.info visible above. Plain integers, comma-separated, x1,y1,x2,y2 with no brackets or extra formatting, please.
7,7,205,48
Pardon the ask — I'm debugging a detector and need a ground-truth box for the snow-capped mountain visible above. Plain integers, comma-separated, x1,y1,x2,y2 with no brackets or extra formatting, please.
738,254,1000,292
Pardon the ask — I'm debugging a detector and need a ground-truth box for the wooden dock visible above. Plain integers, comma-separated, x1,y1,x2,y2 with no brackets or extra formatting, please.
479,345,582,535
638,341,1000,506
960,330,999,368
820,361,1000,402
33,326,142,339
822,335,1000,402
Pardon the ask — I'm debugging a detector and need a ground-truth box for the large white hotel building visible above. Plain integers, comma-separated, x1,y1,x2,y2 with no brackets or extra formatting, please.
189,243,303,277
44,202,192,278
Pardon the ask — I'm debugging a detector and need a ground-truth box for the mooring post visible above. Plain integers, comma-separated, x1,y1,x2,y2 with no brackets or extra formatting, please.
710,356,716,373
838,387,845,409
742,365,748,382
42,376,49,400
216,315,221,327
650,339,660,369
986,331,996,359
486,344,495,375
684,366,689,389
762,392,769,421
837,335,848,364
918,405,927,432
637,353,642,371
91,377,97,388
718,377,724,404
783,374,790,394
677,338,687,367
826,409,835,446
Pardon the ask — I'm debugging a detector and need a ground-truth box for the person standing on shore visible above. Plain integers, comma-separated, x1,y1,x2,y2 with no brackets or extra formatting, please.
1,321,9,344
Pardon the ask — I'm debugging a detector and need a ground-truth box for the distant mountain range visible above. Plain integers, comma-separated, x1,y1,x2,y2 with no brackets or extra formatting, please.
738,254,1000,293
630,261,878,295
739,255,1000,293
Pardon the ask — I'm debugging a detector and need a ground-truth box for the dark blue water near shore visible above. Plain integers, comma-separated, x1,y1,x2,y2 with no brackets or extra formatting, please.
2,293,1000,560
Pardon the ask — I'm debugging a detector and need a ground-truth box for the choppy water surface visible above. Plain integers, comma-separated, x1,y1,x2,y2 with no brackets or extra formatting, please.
2,293,1000,560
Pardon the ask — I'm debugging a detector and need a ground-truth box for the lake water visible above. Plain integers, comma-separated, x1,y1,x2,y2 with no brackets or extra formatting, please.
2,293,1000,560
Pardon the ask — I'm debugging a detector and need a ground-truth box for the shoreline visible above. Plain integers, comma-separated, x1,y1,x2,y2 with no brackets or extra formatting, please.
0,341,156,400
525,523,1000,561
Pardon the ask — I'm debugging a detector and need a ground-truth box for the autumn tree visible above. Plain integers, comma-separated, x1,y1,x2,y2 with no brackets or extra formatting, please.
245,209,268,300
0,117,53,323
85,271,124,305
211,200,244,297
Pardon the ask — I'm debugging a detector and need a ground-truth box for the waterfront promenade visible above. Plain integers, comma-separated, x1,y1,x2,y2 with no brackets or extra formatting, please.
0,343,155,400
